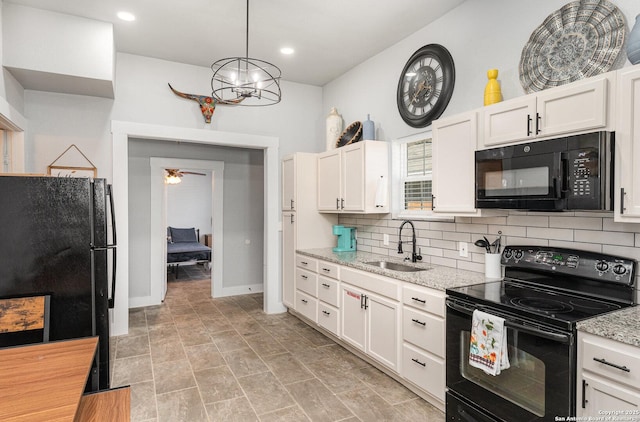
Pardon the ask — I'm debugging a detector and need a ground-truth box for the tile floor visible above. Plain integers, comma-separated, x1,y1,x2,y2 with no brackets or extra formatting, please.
112,267,445,421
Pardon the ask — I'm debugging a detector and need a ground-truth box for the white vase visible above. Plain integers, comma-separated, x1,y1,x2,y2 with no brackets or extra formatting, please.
326,107,343,151
627,14,640,65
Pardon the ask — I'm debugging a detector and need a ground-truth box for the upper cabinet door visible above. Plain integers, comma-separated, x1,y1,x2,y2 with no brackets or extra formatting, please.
482,96,536,148
537,76,608,138
282,155,295,211
433,111,483,215
615,66,640,221
342,144,366,212
317,149,342,211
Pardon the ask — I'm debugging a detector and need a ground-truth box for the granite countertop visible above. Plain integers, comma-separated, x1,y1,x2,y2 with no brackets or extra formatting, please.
576,306,640,348
297,248,486,291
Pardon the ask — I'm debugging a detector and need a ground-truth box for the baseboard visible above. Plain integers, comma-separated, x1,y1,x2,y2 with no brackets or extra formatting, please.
215,283,263,298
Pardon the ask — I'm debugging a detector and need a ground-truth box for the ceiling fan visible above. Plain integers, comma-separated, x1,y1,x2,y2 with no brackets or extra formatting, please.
165,168,206,184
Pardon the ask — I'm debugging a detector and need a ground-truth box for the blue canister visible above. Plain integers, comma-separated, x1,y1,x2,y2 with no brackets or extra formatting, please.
363,114,375,140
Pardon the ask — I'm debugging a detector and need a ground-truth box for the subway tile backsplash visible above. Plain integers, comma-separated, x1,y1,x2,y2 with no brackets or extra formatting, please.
338,210,640,294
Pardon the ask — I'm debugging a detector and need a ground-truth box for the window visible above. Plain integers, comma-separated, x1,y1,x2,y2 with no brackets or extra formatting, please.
392,131,449,220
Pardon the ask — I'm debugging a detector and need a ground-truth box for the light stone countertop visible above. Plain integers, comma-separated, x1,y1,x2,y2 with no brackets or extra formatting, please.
297,248,486,291
576,306,640,348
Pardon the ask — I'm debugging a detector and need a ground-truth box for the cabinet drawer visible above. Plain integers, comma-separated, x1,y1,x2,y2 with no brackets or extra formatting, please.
317,276,339,307
402,284,445,317
296,268,317,297
296,255,318,272
341,267,399,300
317,261,339,279
581,333,640,390
402,343,445,402
296,291,317,323
317,302,340,337
402,307,444,358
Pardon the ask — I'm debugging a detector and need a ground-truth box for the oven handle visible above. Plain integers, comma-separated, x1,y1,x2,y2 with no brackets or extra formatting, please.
446,299,572,344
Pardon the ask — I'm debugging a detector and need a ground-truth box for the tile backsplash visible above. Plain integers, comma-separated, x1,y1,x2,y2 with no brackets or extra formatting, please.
339,211,640,297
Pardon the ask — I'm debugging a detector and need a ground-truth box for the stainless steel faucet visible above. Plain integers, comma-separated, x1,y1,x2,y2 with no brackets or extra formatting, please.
397,220,422,263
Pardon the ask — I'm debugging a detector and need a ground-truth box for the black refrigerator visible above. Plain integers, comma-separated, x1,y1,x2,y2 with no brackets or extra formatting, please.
0,175,116,392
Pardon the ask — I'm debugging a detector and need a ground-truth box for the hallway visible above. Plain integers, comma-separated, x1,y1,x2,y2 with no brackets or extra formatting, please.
111,276,445,421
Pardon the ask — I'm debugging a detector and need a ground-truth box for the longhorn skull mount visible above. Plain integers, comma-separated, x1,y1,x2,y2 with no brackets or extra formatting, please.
168,83,244,123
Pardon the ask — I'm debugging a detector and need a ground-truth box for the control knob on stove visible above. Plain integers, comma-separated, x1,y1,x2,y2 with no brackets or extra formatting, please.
514,250,524,260
503,249,513,259
613,264,627,275
595,261,609,272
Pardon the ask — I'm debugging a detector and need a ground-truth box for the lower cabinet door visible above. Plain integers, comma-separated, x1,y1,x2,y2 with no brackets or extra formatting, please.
579,372,640,417
341,286,366,352
296,290,318,323
367,292,399,372
317,302,340,337
402,342,445,402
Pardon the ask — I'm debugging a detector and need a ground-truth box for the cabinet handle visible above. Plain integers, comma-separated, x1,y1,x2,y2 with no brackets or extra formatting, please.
301,299,308,304
360,294,365,309
336,198,340,210
290,199,294,209
290,214,295,224
411,297,426,304
582,380,588,408
364,295,368,310
322,283,331,288
341,198,345,209
593,357,631,372
527,114,532,136
536,112,541,134
411,358,426,367
322,268,331,273
411,318,426,326
322,310,330,316
621,188,626,214
301,274,308,279
431,195,435,211
301,261,308,265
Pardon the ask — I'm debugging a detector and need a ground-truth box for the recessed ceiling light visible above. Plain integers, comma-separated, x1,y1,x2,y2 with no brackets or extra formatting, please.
280,47,294,55
117,11,136,22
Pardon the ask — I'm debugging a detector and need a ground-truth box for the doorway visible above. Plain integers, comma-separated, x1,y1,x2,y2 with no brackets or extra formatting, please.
111,121,284,337
150,157,224,302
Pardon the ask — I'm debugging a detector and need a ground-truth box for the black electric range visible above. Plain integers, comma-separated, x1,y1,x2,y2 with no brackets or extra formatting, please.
447,245,637,330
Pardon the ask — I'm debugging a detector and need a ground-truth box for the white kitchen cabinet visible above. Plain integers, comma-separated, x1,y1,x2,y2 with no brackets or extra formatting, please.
577,332,640,417
401,283,446,403
316,260,340,337
432,111,499,217
281,153,337,310
340,267,400,372
282,155,295,211
481,73,612,149
615,65,640,222
317,141,389,213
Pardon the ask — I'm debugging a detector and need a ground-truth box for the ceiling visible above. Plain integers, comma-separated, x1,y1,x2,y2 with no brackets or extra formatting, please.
5,0,465,87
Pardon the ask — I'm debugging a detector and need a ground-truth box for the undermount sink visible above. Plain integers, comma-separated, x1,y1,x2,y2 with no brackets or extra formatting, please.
364,261,427,272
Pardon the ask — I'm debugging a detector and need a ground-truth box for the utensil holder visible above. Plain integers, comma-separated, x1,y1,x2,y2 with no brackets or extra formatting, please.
485,253,502,280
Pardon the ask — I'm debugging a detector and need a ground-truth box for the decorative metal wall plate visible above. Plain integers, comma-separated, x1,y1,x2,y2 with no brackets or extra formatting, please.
519,0,626,93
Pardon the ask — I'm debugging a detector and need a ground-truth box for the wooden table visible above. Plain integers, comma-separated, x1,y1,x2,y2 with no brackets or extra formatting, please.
0,337,98,422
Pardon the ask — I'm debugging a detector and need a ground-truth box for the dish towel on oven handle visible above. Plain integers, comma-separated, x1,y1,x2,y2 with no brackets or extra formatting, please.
469,309,510,376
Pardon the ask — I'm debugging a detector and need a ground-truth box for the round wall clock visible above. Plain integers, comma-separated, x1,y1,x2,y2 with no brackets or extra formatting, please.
396,44,455,128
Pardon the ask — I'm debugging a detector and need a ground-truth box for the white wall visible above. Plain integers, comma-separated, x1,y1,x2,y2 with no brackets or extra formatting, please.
323,0,640,143
166,169,212,236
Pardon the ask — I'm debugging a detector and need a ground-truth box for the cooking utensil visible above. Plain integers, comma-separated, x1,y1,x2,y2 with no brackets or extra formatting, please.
475,239,490,253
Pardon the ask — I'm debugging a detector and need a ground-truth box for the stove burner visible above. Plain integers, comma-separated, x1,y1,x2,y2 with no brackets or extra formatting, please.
569,298,619,311
510,297,575,314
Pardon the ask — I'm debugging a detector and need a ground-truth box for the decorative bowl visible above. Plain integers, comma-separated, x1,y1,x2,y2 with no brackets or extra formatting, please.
336,121,363,148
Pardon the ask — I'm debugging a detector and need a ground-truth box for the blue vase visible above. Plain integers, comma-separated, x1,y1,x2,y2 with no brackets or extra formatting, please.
627,14,640,65
363,114,375,140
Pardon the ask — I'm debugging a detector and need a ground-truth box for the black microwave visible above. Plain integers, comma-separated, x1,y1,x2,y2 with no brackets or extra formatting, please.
475,132,613,211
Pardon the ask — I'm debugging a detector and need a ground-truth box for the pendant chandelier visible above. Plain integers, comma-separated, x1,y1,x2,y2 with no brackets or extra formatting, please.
211,0,282,106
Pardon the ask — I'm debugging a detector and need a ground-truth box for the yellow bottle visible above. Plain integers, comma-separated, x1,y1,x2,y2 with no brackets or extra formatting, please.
484,69,502,106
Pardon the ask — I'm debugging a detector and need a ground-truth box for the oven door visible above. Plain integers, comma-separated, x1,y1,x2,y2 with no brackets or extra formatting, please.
446,298,575,422
475,140,566,210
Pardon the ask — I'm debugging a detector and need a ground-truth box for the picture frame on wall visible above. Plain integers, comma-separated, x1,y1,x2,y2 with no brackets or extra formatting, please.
47,144,97,178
